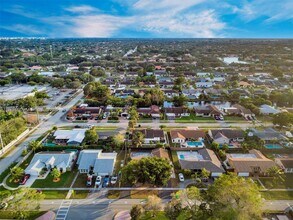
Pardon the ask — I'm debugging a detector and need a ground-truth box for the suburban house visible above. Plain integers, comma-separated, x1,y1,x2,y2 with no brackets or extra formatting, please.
137,105,161,119
134,129,166,144
275,158,293,173
251,128,288,142
165,107,190,120
25,151,77,176
208,129,245,145
53,129,86,146
224,149,275,177
177,149,225,177
224,104,255,119
194,105,222,117
182,89,202,99
170,129,206,148
130,148,170,161
77,150,117,176
195,79,214,88
68,106,102,119
163,89,179,98
259,104,281,115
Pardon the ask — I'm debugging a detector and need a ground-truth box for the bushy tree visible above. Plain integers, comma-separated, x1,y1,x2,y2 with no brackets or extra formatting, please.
10,167,24,181
84,127,98,144
51,168,61,180
121,157,172,186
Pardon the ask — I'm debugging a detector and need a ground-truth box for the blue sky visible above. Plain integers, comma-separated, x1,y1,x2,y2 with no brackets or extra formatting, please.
0,0,292,38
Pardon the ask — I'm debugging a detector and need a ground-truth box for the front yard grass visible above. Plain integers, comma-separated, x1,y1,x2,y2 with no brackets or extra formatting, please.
72,173,88,188
0,162,17,183
175,114,215,123
259,174,293,189
139,211,169,220
261,191,293,200
224,116,246,122
31,169,78,188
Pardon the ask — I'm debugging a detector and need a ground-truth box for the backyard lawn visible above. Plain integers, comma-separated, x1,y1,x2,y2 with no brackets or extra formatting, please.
31,169,78,188
259,174,293,189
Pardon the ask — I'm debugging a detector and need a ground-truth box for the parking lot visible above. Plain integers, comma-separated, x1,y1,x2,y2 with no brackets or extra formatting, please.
43,88,77,109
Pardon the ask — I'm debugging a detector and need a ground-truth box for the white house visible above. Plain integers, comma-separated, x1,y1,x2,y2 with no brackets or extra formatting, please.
208,129,245,145
25,151,77,176
53,129,86,145
259,104,280,115
134,129,166,144
77,150,117,176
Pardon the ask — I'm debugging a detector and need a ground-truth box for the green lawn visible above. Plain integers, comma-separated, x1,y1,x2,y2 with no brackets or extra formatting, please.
72,173,88,188
41,190,68,199
175,114,215,123
0,211,45,220
0,162,17,183
224,116,245,122
31,169,78,188
259,174,293,189
107,190,120,199
70,190,89,199
171,151,180,171
261,191,293,200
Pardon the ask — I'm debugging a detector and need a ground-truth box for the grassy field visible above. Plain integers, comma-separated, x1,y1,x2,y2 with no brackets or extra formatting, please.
224,116,246,122
130,190,158,199
32,169,78,188
259,174,293,189
0,211,45,220
72,173,88,188
0,162,17,183
261,191,293,200
70,190,89,199
41,190,68,199
107,190,120,199
175,114,215,123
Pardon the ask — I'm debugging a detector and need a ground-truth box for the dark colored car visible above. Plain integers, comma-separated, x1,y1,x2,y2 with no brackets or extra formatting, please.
103,175,110,187
19,174,30,185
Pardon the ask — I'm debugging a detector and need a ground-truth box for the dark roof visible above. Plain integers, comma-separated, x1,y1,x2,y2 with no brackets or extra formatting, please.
210,129,245,139
135,129,164,139
179,148,224,173
73,107,101,114
165,107,188,114
278,158,293,168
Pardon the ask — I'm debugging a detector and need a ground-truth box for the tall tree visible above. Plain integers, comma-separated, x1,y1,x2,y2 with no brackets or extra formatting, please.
28,140,41,153
84,127,98,144
132,131,144,147
10,167,24,181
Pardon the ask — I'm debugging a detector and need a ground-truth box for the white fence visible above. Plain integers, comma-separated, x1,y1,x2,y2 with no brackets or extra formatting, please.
0,129,30,156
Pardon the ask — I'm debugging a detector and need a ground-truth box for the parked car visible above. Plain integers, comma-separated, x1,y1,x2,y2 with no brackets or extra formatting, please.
178,173,184,182
219,115,224,121
62,109,67,112
95,176,102,187
19,174,30,185
103,175,110,187
110,176,118,185
86,175,92,186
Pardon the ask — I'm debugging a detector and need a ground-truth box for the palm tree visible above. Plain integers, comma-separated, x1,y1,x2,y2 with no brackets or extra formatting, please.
132,131,144,147
29,140,41,153
10,167,24,181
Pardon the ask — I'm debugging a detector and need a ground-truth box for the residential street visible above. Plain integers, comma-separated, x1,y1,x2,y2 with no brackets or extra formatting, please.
0,90,84,174
39,198,293,220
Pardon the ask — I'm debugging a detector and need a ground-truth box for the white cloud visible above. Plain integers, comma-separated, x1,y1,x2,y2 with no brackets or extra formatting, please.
65,5,98,14
133,0,203,12
0,24,42,35
68,15,132,37
138,10,225,37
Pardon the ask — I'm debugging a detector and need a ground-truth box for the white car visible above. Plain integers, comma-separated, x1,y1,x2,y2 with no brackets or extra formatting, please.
95,176,102,187
178,173,185,182
110,176,118,185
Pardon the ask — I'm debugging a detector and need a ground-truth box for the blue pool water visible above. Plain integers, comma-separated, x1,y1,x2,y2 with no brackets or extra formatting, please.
186,141,204,147
179,155,185,159
265,144,282,149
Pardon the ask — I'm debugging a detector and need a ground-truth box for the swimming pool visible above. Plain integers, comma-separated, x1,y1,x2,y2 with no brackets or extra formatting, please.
186,141,204,147
264,144,282,149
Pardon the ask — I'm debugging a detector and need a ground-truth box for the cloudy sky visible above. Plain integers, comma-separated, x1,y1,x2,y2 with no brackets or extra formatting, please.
0,0,292,38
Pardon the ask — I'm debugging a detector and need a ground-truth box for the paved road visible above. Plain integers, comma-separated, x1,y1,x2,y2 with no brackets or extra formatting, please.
39,198,293,220
0,90,84,174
